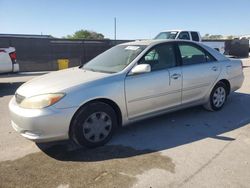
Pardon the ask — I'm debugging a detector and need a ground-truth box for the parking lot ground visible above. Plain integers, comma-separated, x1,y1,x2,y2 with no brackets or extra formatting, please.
1,59,250,188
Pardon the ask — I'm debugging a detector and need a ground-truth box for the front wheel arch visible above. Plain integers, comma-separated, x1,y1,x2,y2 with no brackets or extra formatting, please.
68,98,122,140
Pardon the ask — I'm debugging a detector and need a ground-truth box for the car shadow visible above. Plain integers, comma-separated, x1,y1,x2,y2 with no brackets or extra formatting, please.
37,91,250,162
0,82,24,97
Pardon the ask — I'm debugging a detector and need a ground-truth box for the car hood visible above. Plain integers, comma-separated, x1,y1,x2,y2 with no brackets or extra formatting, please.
16,67,110,97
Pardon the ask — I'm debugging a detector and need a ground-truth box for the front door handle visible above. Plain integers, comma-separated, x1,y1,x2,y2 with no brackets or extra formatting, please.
171,73,181,79
211,66,218,71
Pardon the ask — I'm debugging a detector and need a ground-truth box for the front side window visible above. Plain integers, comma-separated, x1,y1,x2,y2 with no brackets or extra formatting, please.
179,44,215,65
139,44,176,71
83,45,146,73
178,32,190,40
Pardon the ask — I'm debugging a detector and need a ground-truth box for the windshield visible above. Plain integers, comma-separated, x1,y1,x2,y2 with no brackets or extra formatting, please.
154,31,178,40
83,45,146,73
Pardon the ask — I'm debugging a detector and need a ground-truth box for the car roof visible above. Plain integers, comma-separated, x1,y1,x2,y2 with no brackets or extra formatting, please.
119,39,228,62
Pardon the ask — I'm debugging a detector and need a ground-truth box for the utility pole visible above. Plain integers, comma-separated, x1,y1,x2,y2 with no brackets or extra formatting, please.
114,17,117,41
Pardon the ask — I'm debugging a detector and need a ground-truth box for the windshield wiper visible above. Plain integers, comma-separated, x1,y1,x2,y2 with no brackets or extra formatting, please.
83,68,115,74
83,68,98,72
98,70,116,74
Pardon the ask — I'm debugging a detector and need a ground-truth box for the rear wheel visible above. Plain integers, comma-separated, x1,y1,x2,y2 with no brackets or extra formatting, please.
204,82,228,111
71,102,117,148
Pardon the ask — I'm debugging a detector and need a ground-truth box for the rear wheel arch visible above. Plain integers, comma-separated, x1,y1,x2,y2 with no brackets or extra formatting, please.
217,79,231,95
204,81,228,111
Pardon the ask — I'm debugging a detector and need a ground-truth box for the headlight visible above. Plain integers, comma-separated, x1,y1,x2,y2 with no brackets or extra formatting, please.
19,93,65,109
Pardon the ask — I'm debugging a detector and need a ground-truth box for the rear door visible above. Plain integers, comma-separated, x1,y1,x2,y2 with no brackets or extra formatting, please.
125,43,182,119
177,42,221,104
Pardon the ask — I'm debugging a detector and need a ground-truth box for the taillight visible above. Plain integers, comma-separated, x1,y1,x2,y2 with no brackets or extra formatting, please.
9,52,17,62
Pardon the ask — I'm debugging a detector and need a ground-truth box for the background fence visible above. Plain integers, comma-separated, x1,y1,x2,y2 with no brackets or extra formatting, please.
0,37,131,71
0,36,249,72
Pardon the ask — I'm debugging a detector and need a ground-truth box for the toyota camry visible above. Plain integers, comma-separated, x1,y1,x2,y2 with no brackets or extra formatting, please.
9,40,244,147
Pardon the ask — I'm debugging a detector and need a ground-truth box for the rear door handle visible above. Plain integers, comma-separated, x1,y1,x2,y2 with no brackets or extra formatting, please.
171,73,181,79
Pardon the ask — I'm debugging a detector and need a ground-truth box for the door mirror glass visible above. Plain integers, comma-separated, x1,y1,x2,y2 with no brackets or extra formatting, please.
130,64,151,75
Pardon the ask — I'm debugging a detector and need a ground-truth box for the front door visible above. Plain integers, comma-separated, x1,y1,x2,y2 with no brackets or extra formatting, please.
125,43,182,119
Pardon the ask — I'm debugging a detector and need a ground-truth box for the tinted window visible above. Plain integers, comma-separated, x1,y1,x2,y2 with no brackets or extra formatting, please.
139,44,176,71
178,32,190,40
191,32,200,41
179,44,215,65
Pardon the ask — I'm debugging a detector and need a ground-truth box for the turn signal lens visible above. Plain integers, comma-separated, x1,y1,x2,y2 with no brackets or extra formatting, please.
19,93,65,109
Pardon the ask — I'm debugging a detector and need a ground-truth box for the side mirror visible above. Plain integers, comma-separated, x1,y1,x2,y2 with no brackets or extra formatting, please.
130,64,151,75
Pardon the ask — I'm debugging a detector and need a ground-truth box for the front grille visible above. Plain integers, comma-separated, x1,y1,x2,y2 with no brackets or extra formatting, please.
15,93,25,104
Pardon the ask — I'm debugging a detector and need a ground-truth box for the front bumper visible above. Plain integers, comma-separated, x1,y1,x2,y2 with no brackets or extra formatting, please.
9,97,77,142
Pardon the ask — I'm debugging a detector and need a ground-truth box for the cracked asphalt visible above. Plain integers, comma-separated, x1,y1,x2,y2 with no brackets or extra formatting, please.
0,59,250,188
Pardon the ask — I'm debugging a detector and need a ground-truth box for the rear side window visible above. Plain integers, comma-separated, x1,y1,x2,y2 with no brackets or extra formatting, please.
178,32,190,40
191,32,200,42
178,44,215,65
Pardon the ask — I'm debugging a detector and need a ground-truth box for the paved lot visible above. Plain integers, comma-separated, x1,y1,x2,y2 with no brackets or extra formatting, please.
0,59,250,188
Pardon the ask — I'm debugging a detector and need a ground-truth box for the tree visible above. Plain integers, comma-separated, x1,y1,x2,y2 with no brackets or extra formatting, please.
65,29,105,40
203,33,210,39
227,35,235,39
202,34,224,40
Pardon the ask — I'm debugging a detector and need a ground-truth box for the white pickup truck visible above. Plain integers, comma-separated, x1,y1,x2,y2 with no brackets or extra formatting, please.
154,30,225,54
0,47,19,73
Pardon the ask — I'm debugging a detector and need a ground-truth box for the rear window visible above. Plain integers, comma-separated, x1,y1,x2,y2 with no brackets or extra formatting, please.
191,32,200,42
154,32,178,40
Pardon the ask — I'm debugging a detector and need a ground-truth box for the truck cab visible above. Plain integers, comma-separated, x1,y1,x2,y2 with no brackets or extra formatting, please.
154,30,202,42
154,30,225,54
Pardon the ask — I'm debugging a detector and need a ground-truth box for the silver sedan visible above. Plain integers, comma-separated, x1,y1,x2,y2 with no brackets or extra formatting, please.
9,40,244,147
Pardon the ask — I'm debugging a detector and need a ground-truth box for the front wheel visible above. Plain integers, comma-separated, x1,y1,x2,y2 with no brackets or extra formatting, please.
204,82,228,111
70,102,117,148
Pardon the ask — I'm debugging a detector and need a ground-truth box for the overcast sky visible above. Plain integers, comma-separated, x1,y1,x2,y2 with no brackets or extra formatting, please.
0,0,249,39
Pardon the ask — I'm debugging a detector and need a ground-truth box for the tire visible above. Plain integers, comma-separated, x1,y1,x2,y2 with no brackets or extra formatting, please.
70,102,117,148
204,82,228,111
